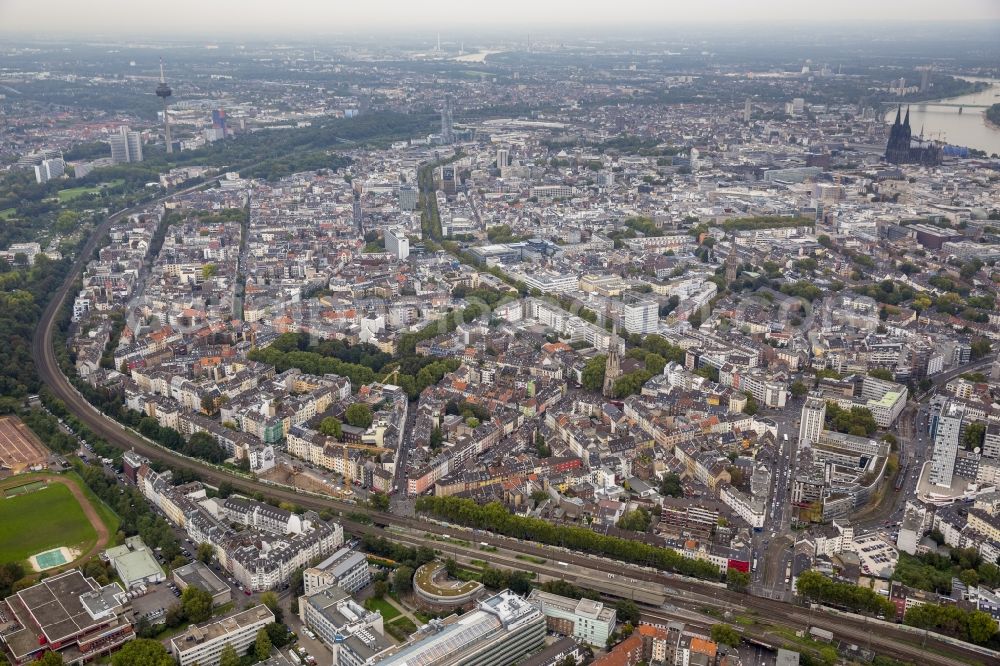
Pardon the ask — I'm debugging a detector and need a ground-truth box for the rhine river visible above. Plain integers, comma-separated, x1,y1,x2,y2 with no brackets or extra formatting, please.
883,77,1000,156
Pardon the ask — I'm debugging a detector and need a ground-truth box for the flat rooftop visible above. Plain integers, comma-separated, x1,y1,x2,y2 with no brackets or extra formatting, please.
414,562,482,597
173,561,229,595
14,570,102,642
171,605,274,650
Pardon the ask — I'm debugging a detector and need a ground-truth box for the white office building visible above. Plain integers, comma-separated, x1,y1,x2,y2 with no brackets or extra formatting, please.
385,228,409,261
299,585,387,660
799,397,826,447
526,589,616,647
930,402,964,488
171,605,274,666
34,157,66,184
109,126,143,164
621,296,659,335
303,547,371,595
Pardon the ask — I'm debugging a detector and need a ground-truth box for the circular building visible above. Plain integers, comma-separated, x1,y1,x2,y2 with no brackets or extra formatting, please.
413,561,483,610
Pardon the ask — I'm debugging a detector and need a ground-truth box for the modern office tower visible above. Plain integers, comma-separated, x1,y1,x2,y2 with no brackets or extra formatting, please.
983,423,1000,460
929,402,964,488
124,127,143,162
496,147,509,168
398,184,418,211
744,97,752,123
108,133,129,164
156,57,173,153
212,108,227,133
440,165,457,195
799,397,827,447
33,157,65,183
440,94,455,144
109,126,142,164
621,295,659,335
385,228,410,261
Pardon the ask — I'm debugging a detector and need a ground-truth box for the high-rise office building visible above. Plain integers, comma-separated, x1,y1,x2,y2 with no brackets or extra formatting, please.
621,295,659,335
398,185,418,211
744,98,752,123
109,133,129,165
929,402,964,488
385,228,410,261
212,108,227,133
440,94,455,144
440,166,457,195
33,157,65,184
496,147,509,168
124,127,143,163
109,126,142,164
799,397,826,447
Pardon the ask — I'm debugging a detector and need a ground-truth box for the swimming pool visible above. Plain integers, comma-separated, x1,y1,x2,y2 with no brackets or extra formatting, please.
33,548,68,570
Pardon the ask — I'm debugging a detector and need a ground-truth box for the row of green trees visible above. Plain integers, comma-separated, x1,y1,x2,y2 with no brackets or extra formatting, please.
248,342,460,401
893,547,1000,595
904,602,998,645
415,496,721,580
796,570,897,618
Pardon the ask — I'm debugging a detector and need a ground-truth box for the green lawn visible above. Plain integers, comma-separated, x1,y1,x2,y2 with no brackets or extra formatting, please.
0,208,15,220
364,597,401,621
385,616,418,642
0,483,97,564
57,179,124,202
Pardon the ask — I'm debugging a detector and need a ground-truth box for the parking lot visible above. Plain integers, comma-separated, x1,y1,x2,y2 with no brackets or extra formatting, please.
131,582,181,625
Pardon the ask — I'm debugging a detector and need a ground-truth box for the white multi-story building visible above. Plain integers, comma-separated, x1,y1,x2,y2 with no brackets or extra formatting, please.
799,397,826,446
303,547,371,595
529,184,573,201
860,375,908,427
34,157,65,184
385,228,409,261
930,402,964,488
171,605,274,666
300,585,388,660
720,484,766,529
526,589,617,647
621,296,659,335
518,269,578,295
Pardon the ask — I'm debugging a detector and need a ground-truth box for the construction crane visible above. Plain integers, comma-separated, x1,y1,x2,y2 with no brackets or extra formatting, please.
381,366,400,385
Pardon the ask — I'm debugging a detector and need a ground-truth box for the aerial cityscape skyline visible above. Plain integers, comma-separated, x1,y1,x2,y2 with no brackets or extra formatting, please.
0,12,999,666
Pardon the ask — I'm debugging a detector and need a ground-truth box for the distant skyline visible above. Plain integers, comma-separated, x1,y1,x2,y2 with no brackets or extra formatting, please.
2,0,1000,37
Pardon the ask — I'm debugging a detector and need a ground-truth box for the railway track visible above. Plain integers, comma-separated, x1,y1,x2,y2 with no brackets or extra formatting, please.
30,195,997,666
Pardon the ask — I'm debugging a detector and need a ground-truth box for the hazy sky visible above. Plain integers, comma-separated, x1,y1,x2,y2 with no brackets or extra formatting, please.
2,0,999,35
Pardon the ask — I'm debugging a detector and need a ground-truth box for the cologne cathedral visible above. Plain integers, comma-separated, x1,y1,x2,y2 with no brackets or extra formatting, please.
885,106,942,166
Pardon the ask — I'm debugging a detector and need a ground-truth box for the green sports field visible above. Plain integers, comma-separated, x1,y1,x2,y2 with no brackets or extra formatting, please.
0,483,97,564
57,179,125,202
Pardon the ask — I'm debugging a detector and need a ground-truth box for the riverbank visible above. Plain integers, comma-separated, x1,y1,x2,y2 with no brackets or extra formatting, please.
885,78,1000,155
986,103,1000,131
